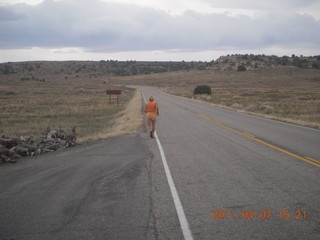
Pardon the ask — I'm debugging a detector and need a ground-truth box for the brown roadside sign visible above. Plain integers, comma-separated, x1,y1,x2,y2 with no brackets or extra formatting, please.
106,90,121,95
106,89,121,104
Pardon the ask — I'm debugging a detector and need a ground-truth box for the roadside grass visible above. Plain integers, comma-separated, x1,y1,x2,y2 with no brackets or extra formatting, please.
78,88,143,142
0,74,136,141
1,66,319,141
110,68,320,129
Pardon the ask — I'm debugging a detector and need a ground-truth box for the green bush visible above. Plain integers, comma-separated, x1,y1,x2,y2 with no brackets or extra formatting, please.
193,85,212,95
237,64,247,71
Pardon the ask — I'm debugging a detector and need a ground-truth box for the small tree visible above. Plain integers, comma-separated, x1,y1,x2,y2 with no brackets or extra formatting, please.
193,85,212,95
237,64,247,72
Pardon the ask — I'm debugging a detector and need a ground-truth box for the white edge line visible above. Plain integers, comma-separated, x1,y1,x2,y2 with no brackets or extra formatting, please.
142,90,194,240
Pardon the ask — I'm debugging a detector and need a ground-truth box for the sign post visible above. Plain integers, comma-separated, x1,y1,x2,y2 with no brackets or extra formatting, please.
106,90,122,104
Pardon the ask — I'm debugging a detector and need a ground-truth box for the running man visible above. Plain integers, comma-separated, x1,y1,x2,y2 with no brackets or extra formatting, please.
145,96,159,138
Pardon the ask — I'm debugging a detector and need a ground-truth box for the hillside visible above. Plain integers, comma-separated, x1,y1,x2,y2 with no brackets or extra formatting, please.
211,54,320,71
0,60,210,77
0,55,319,138
1,55,319,79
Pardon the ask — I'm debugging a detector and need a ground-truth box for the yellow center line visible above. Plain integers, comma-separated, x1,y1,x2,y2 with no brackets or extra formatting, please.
243,132,256,138
305,157,320,165
199,114,320,168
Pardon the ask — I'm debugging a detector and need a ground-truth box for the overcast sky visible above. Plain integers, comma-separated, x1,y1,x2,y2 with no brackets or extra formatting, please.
0,0,319,62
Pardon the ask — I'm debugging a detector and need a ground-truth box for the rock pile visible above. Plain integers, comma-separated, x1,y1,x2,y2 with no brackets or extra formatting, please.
0,128,77,164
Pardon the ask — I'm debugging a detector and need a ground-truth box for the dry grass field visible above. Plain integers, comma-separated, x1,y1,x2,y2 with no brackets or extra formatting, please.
1,60,319,144
111,67,320,129
0,73,138,142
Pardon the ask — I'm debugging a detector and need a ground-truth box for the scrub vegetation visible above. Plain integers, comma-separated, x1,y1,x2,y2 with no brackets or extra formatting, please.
1,54,319,143
108,56,320,129
0,73,136,141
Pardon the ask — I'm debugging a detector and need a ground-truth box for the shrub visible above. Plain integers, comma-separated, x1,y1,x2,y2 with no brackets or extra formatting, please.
237,64,247,71
312,61,320,69
259,104,274,114
231,103,243,109
193,85,212,95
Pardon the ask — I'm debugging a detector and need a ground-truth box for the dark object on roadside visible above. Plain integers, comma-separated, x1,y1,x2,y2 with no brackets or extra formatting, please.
193,85,212,95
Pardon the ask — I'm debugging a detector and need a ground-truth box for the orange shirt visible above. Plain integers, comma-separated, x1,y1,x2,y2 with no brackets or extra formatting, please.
145,102,158,120
145,102,158,113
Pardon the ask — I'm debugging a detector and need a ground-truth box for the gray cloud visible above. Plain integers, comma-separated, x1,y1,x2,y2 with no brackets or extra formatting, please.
200,0,318,10
0,0,319,53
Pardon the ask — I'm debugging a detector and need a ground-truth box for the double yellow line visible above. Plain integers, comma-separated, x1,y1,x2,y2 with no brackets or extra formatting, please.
199,114,320,168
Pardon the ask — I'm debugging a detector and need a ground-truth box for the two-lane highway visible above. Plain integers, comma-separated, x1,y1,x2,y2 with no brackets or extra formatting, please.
1,86,319,240
142,86,320,240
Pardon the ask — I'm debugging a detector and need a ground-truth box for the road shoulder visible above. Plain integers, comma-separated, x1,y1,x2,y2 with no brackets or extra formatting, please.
0,133,154,240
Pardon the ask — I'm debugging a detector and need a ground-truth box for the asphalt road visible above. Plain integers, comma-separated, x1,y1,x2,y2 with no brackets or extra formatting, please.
1,86,319,240
0,134,153,240
141,86,320,240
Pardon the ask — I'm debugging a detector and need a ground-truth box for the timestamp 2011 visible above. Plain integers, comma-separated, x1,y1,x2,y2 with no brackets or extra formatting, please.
212,210,307,220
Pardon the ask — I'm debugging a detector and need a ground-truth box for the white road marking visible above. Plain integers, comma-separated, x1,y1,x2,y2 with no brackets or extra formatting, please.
142,90,194,240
